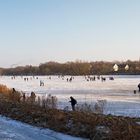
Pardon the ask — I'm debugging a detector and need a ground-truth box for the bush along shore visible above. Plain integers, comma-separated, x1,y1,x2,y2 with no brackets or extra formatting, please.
0,84,140,140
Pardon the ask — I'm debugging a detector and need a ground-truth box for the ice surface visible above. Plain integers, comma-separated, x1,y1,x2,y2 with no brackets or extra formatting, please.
0,75,140,117
0,115,88,140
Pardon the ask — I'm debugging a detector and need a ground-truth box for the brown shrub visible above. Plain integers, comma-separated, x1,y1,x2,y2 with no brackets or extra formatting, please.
41,94,58,109
0,84,11,95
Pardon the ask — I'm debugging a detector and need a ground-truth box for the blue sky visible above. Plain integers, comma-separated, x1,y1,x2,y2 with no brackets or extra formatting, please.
0,0,140,67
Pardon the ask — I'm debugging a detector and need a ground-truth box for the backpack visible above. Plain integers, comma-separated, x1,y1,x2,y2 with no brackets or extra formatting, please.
73,99,77,104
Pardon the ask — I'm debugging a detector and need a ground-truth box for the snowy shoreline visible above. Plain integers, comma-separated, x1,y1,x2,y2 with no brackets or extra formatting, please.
0,84,140,140
0,115,88,140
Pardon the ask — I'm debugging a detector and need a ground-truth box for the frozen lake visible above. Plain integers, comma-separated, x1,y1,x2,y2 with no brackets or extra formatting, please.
0,75,140,117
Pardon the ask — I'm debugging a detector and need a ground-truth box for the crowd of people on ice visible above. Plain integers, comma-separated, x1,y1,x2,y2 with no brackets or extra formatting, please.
9,75,140,111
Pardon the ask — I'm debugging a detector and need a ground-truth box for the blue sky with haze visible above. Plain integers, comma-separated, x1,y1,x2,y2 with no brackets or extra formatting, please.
0,0,140,67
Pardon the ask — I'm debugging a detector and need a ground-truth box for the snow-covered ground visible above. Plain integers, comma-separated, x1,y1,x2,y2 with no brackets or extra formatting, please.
0,75,140,117
0,115,88,140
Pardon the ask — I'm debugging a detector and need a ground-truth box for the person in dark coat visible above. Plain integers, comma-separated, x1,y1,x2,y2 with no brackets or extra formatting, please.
138,83,140,92
30,92,36,103
10,88,16,100
69,96,77,111
22,93,26,102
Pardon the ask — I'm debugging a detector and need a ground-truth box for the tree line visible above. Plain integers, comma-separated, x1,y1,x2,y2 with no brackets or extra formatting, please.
0,60,140,76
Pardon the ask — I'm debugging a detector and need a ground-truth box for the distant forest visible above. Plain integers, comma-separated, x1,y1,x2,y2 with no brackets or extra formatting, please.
0,60,140,75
